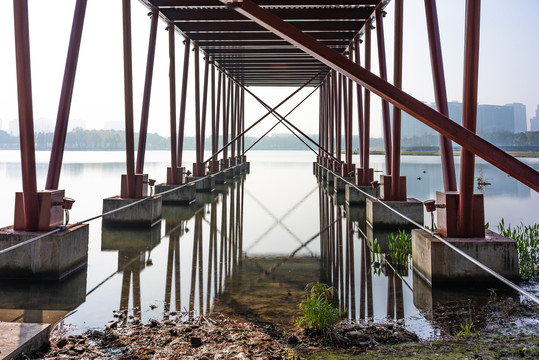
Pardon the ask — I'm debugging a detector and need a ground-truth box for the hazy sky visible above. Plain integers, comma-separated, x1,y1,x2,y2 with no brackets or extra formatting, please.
0,0,538,138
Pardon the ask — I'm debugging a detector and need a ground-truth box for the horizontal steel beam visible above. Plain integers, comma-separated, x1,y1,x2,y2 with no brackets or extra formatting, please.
187,31,356,41
178,20,364,32
148,0,378,7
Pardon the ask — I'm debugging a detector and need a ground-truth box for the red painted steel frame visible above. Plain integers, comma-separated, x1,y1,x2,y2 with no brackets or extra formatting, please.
46,0,87,190
193,45,201,167
353,37,365,170
213,68,222,160
390,0,403,200
168,22,178,184
177,38,190,167
222,0,539,192
13,0,39,230
122,0,136,198
424,0,457,192
362,21,372,186
136,8,158,174
336,73,342,163
346,51,353,170
200,55,210,165
375,8,392,175
459,0,481,236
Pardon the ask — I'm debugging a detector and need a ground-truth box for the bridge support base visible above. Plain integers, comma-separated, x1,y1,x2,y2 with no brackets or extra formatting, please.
334,176,355,193
412,228,519,286
155,183,196,205
102,196,162,227
345,184,379,205
366,198,423,228
0,224,89,280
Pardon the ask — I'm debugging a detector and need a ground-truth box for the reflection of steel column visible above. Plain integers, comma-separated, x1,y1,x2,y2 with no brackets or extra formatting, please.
228,183,236,277
365,239,374,318
395,273,404,320
458,0,481,236
347,217,356,319
336,206,344,308
167,22,178,184
122,0,136,198
387,268,395,320
164,236,175,319
207,202,217,311
46,0,88,190
189,216,199,318
219,188,228,293
133,269,141,319
13,0,39,229
174,236,181,312
198,212,204,314
360,237,366,319
177,38,190,167
120,270,131,311
375,8,392,174
136,8,158,174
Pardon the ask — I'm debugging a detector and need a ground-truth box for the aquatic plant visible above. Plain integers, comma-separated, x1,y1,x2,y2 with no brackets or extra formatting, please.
497,219,539,280
388,230,412,269
296,282,342,332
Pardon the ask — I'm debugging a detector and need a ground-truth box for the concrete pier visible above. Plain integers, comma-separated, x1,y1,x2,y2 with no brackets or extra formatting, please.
0,322,50,360
102,196,162,227
334,176,355,193
0,224,89,280
345,184,379,205
186,175,215,192
344,203,366,222
412,228,519,286
155,182,195,204
366,198,423,228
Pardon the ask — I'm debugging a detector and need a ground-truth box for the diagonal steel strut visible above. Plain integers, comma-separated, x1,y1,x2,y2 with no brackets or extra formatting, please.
220,0,539,192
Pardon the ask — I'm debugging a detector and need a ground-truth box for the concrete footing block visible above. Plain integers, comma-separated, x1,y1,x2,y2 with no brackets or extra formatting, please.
326,171,335,189
155,183,195,204
366,198,423,228
212,171,226,184
412,228,519,286
0,322,50,360
0,224,89,280
345,185,379,204
102,196,162,227
345,203,366,222
334,176,355,193
186,175,216,192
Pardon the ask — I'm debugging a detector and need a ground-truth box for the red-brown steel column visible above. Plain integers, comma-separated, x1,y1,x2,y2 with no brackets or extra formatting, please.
458,0,481,236
197,53,210,175
177,38,190,167
390,0,403,200
362,21,372,186
342,69,349,171
193,45,201,173
329,71,336,166
424,0,457,192
122,0,135,198
167,23,178,184
336,73,342,166
46,0,87,190
136,8,158,174
375,8,392,174
347,51,353,172
353,37,364,169
223,77,231,165
230,83,236,164
213,68,222,165
240,88,245,157
13,0,39,230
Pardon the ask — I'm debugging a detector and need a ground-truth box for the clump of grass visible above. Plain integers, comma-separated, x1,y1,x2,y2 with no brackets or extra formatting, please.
295,282,343,332
497,219,539,280
388,230,412,269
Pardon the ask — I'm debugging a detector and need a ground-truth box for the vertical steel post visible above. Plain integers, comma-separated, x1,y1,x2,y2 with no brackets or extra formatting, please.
13,0,39,230
362,21,372,186
329,70,336,164
167,22,178,184
177,38,190,167
46,0,87,190
136,8,158,174
210,62,216,168
122,0,135,198
354,37,365,169
336,73,342,165
241,88,245,156
458,0,481,236
390,0,403,200
347,51,353,171
424,0,458,192
193,45,201,169
200,54,210,170
224,77,231,162
342,70,348,169
375,8,392,174
214,69,222,161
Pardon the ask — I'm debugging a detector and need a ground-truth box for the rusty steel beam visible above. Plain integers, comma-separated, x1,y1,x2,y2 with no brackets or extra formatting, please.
347,50,353,170
362,21,372,186
167,22,178,184
375,8,392,175
177,38,190,167
390,0,403,200
122,0,136,198
13,0,39,230
213,67,222,158
424,0,457,192
221,0,539,191
194,45,202,167
136,8,158,174
336,73,342,163
46,0,87,190
353,37,364,169
459,0,481,236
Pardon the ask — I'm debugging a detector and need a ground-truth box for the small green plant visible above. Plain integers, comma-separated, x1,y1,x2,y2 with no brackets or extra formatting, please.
497,219,539,280
457,322,479,338
388,230,412,269
295,282,342,332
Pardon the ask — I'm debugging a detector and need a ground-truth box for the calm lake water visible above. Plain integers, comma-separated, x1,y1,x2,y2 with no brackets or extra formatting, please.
0,150,537,338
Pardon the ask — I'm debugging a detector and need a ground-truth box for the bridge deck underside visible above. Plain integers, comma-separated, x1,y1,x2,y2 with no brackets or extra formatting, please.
140,0,381,86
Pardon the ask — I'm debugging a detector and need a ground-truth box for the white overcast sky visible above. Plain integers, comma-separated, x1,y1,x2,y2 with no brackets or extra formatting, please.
0,0,538,138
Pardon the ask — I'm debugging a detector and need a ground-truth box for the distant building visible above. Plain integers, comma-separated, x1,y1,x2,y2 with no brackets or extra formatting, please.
477,105,514,134
530,105,539,132
506,103,527,133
